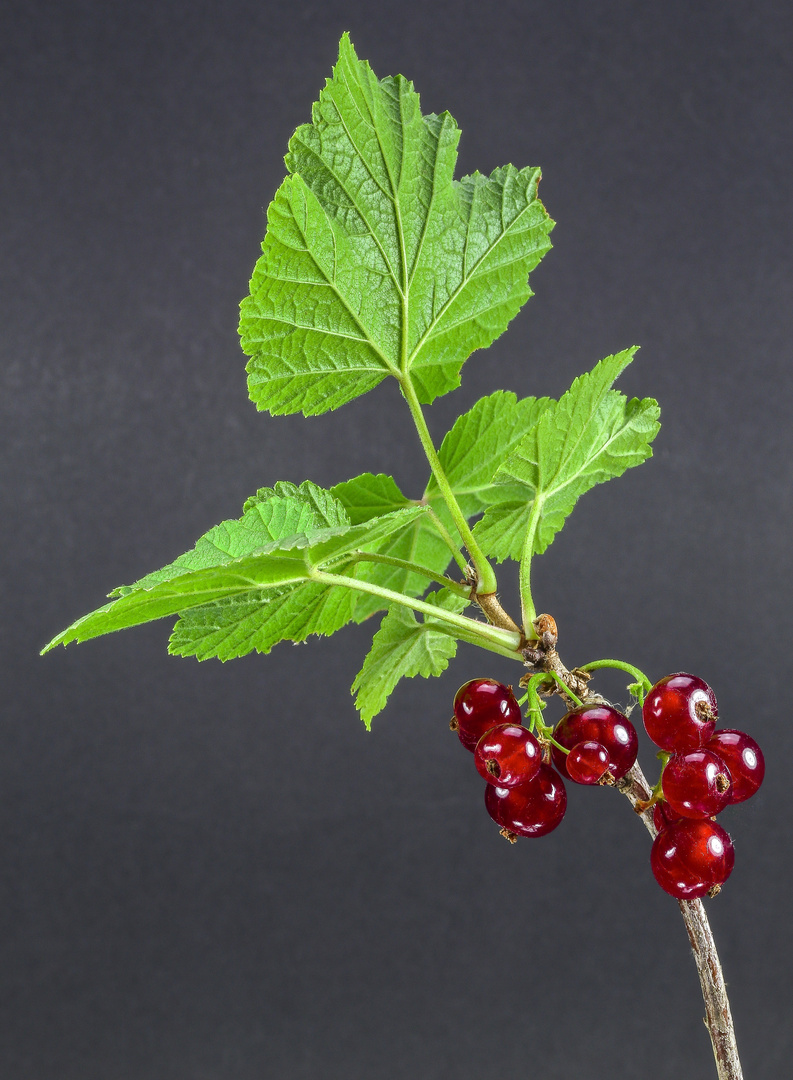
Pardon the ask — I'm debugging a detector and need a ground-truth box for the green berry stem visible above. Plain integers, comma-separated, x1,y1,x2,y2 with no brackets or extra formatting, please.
577,658,653,696
525,669,584,709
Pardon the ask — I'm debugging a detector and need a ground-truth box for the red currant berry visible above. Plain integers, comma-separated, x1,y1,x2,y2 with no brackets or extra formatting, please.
474,724,542,787
484,765,567,838
650,819,735,899
453,679,521,751
705,729,765,804
566,740,610,785
653,801,684,833
643,673,718,751
551,705,638,781
661,749,732,819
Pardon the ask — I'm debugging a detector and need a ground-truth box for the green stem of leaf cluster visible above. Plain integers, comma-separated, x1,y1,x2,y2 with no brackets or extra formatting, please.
400,377,499,597
424,507,470,574
311,570,522,659
519,495,544,635
345,552,470,599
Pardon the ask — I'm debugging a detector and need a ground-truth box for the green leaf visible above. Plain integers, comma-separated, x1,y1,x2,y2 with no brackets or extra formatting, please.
352,589,470,727
239,33,553,416
167,579,357,662
473,349,661,560
428,390,553,516
111,480,349,596
330,472,414,525
42,483,427,654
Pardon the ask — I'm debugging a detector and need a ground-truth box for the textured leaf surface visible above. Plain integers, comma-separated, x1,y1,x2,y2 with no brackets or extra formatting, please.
428,390,553,516
474,349,661,560
43,484,426,653
167,580,357,661
239,34,553,415
352,589,469,727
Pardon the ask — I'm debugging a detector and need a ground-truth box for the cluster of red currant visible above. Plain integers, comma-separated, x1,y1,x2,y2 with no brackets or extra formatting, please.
451,672,764,901
451,677,640,839
643,673,765,900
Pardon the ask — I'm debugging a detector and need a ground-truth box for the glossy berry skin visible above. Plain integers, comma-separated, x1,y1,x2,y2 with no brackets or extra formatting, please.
552,705,638,781
662,749,732,819
484,765,567,838
643,673,718,751
705,729,765,804
566,740,610,785
653,801,684,833
474,724,542,788
453,679,522,751
650,819,735,899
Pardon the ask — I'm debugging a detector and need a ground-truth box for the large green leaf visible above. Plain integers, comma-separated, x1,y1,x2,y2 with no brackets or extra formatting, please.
42,483,427,655
352,589,469,727
239,34,553,415
473,350,661,561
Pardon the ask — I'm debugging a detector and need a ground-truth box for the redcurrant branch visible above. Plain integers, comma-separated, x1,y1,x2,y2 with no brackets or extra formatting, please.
510,644,744,1079
615,760,743,1080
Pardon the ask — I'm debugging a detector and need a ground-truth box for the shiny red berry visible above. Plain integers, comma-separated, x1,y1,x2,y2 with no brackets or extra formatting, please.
474,724,542,787
705,729,765,804
650,819,735,899
566,740,610,785
453,679,521,751
484,765,567,838
552,705,638,781
662,749,732,819
643,673,718,751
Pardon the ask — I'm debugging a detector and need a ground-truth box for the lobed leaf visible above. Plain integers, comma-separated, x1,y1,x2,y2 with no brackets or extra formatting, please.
352,589,470,727
239,33,553,416
42,483,427,655
473,349,661,560
428,390,553,517
111,480,349,596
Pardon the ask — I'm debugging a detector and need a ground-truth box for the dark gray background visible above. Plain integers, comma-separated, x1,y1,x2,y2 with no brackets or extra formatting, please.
2,1,791,1076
